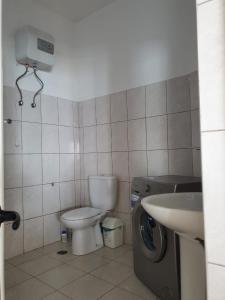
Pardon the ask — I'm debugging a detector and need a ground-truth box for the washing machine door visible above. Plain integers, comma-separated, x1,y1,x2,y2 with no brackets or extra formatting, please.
133,202,167,262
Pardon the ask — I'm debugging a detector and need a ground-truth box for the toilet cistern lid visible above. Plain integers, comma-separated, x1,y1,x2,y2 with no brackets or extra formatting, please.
61,207,102,221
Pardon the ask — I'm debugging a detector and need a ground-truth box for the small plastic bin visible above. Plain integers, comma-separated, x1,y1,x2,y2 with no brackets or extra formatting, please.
102,217,123,248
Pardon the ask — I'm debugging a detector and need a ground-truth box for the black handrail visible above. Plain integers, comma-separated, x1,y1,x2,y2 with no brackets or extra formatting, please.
0,208,20,230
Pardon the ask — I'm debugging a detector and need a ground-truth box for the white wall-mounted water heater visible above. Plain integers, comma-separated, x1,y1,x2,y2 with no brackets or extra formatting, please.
15,25,55,71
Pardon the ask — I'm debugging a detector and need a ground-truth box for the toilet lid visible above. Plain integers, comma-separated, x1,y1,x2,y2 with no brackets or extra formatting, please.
62,207,102,221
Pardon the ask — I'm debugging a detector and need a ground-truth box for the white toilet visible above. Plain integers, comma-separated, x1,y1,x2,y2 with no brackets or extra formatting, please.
60,175,117,255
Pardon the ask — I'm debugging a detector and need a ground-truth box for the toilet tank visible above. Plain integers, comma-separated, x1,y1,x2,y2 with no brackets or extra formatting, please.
89,176,117,211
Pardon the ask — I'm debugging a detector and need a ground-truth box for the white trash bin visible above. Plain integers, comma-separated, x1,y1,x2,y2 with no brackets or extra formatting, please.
102,217,123,248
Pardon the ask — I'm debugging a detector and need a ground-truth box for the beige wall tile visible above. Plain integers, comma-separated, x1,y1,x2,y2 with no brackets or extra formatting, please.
4,121,22,154
127,86,145,120
84,126,97,153
58,99,74,126
97,153,112,176
129,151,147,179
4,154,22,188
5,223,23,259
112,122,128,151
110,91,127,122
115,181,130,213
147,150,169,176
79,99,96,127
112,152,129,181
146,81,167,117
167,75,190,113
146,115,168,150
128,119,146,151
96,95,111,124
83,153,98,179
41,94,58,125
168,112,192,149
169,149,193,176
44,213,61,245
24,217,43,252
97,124,111,152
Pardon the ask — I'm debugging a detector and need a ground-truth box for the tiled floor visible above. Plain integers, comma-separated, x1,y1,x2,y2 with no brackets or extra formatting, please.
5,242,158,300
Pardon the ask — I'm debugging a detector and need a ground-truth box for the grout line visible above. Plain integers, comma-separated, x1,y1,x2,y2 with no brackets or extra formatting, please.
166,80,170,176
5,179,77,190
189,78,194,177
79,108,198,127
6,108,200,128
4,146,198,156
40,96,45,248
57,97,62,216
124,91,131,182
144,86,149,177
94,98,99,178
6,243,137,292
20,105,25,253
72,104,76,208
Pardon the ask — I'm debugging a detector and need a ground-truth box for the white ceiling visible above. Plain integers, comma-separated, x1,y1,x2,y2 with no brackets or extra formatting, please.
35,0,116,23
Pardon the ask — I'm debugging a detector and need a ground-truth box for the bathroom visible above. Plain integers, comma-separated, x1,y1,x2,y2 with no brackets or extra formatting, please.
0,0,224,299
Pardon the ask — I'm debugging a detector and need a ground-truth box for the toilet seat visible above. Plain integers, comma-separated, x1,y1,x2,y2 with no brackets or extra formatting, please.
61,207,102,221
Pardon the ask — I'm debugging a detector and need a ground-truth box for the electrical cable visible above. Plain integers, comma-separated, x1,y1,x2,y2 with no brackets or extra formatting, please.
31,66,44,108
15,64,29,106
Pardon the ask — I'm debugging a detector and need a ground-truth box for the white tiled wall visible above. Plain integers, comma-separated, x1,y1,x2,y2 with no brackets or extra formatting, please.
3,87,81,259
4,70,201,257
78,71,201,244
197,0,225,299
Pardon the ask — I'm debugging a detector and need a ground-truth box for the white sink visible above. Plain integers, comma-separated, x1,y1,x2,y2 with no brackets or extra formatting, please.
141,192,204,239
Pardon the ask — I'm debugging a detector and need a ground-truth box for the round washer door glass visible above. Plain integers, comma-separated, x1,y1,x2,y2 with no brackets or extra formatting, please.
140,211,167,262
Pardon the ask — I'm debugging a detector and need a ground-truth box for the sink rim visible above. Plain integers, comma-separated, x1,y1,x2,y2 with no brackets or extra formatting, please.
142,192,203,212
141,192,204,239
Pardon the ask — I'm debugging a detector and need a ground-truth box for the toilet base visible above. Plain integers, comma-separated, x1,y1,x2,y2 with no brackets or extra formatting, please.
72,221,103,255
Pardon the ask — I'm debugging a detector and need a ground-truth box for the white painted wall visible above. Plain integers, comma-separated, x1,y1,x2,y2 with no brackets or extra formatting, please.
197,0,225,297
3,0,76,100
73,0,198,101
3,0,198,102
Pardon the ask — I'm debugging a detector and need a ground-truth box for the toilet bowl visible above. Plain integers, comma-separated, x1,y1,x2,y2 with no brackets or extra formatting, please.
60,175,117,255
61,207,106,255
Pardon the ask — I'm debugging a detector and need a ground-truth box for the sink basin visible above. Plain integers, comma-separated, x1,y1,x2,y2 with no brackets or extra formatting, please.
141,193,204,239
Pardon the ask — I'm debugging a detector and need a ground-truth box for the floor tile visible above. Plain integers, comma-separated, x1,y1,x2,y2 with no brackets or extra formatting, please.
43,292,72,300
47,250,76,263
18,256,62,276
38,264,85,289
60,274,113,300
5,266,31,289
91,261,132,285
41,241,71,255
95,245,131,260
5,262,14,271
67,253,110,272
119,274,157,300
6,278,54,300
5,243,158,300
99,287,143,300
114,250,134,267
7,247,44,266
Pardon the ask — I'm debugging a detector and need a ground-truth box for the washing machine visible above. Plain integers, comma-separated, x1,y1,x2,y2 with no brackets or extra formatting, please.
132,176,202,300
